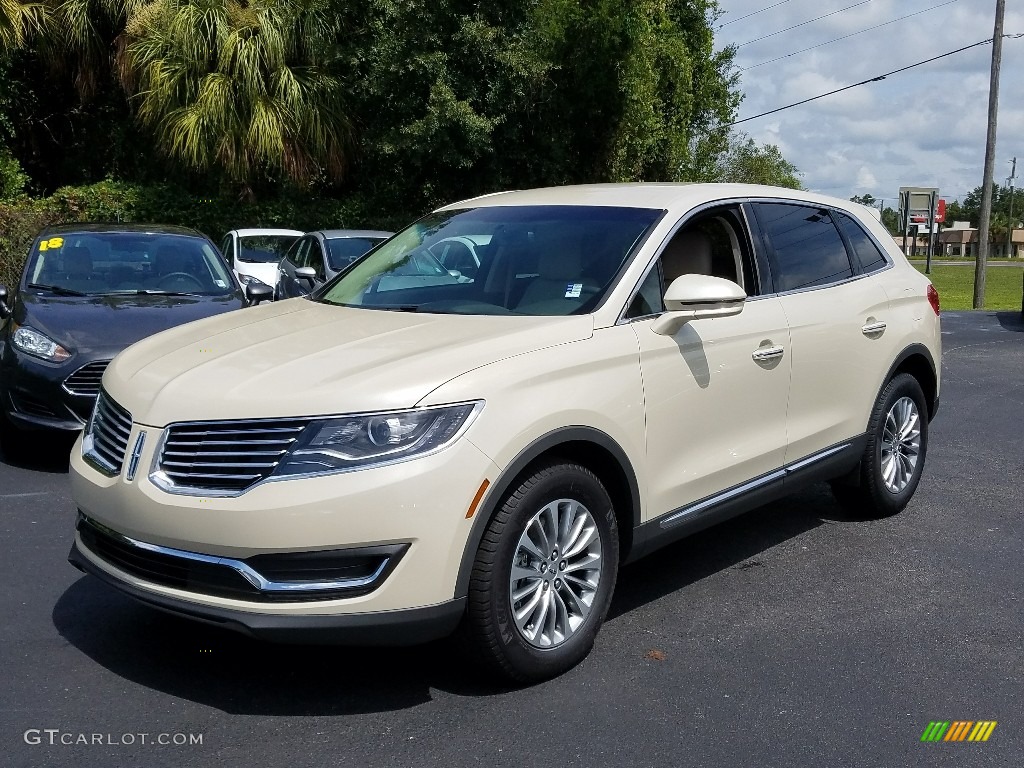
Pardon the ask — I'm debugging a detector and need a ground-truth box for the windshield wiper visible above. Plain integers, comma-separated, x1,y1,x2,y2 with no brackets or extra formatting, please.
131,289,202,297
27,283,88,297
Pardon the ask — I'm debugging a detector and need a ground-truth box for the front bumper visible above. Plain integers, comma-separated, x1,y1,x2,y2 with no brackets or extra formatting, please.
69,535,466,644
1,348,106,432
69,428,500,635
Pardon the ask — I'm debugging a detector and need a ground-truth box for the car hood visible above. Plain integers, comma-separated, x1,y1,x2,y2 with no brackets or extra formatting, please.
18,292,244,357
105,299,595,426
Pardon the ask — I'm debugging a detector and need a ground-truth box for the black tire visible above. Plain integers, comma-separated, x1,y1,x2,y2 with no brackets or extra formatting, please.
832,373,929,518
464,461,619,683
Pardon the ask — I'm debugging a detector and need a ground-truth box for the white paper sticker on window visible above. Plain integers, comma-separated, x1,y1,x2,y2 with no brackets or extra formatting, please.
565,283,583,298
214,280,227,288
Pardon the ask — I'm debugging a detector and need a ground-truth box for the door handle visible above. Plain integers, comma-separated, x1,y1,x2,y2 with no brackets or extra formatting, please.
861,321,887,336
752,345,785,362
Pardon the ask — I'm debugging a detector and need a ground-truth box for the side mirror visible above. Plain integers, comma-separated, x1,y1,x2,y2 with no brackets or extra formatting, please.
0,284,10,319
294,266,317,286
651,274,746,336
245,281,273,306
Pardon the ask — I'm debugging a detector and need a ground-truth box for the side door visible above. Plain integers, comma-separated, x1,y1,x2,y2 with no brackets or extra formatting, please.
278,237,311,299
750,201,897,464
630,203,792,523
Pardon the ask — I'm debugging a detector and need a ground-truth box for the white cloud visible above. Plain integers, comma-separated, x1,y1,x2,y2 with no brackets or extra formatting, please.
716,0,1024,203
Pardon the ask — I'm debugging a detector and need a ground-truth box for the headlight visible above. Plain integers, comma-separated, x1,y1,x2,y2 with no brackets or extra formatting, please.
237,273,266,287
274,402,482,477
12,325,72,362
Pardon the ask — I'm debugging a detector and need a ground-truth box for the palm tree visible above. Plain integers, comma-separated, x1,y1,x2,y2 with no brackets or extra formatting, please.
0,0,45,50
116,0,348,193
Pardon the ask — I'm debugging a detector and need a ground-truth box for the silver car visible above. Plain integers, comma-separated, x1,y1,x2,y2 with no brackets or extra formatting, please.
276,229,392,299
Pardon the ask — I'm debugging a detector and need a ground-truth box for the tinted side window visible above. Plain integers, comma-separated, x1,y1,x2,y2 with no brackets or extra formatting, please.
756,204,852,292
307,240,326,278
291,238,311,268
836,212,888,274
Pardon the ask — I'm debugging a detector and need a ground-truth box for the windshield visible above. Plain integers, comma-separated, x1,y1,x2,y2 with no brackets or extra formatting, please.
317,206,661,315
25,232,236,296
325,237,387,270
238,235,299,263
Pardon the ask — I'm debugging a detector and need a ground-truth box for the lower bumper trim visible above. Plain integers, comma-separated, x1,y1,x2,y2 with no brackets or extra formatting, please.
68,539,466,645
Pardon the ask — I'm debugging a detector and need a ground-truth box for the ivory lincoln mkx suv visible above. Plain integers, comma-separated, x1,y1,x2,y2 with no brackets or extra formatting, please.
68,184,941,682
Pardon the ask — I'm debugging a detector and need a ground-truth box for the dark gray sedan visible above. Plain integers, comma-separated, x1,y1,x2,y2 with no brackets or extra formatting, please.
276,229,392,299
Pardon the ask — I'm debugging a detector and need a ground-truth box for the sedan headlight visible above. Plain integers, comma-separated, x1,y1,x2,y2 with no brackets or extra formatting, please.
12,325,72,362
237,273,266,287
275,402,482,477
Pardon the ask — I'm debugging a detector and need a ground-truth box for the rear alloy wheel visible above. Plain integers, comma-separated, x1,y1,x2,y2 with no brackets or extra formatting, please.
832,372,929,518
465,461,618,683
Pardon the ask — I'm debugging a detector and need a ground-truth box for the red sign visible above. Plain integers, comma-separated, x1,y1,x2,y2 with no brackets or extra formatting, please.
910,199,946,224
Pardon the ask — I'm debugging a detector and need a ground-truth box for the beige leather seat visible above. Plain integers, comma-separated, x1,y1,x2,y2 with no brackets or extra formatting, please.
661,229,713,286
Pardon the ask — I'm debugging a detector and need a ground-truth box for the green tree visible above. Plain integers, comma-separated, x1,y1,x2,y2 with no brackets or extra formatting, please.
117,0,348,195
714,134,801,188
0,0,45,50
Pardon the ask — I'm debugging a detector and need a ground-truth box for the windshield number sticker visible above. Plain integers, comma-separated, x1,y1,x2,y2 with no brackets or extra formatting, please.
38,237,64,252
565,283,583,299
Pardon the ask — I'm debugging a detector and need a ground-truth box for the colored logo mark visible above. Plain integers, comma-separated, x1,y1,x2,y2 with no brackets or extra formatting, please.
921,721,997,742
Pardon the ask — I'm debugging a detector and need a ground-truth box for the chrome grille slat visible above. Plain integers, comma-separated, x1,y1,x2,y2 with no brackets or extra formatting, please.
84,392,133,476
156,417,312,493
63,361,111,397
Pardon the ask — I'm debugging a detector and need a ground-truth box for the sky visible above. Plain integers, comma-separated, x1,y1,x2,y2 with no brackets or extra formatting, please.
715,0,1024,208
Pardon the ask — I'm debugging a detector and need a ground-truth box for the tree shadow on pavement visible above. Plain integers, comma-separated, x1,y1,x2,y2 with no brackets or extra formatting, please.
52,482,858,715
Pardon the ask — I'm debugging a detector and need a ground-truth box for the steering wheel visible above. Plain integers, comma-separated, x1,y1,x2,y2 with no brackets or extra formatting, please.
157,272,205,291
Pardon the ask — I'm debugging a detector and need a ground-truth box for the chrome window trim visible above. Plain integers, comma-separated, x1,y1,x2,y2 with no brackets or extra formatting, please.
79,514,391,595
148,400,484,497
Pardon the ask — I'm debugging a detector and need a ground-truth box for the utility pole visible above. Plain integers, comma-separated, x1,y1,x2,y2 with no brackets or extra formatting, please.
1008,157,1017,259
973,0,1005,309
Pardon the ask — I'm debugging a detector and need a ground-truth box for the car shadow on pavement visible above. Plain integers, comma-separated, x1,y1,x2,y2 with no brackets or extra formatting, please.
609,482,846,620
995,310,1024,332
51,482,856,714
0,434,76,473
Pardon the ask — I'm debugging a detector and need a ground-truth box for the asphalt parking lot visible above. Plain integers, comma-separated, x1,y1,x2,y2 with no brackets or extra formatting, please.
1,310,1021,768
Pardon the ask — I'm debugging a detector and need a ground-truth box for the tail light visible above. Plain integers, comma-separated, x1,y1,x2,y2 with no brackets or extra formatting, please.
927,284,940,316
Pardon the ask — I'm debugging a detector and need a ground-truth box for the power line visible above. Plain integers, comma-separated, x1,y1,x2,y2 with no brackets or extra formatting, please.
739,0,960,71
718,0,796,29
727,38,994,126
738,0,874,48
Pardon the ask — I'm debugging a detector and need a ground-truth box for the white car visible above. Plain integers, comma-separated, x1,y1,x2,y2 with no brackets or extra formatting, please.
220,228,303,292
69,184,941,682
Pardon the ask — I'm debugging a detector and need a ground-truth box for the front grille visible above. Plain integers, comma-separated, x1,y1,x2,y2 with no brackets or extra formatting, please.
156,418,310,493
64,360,110,397
76,515,405,602
84,392,133,475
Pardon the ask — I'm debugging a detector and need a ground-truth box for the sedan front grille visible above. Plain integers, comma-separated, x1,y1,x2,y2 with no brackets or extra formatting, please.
63,361,110,397
156,418,310,493
84,392,133,476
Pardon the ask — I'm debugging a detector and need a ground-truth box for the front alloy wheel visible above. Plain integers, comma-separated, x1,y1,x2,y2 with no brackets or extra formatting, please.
509,498,603,649
465,461,619,683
